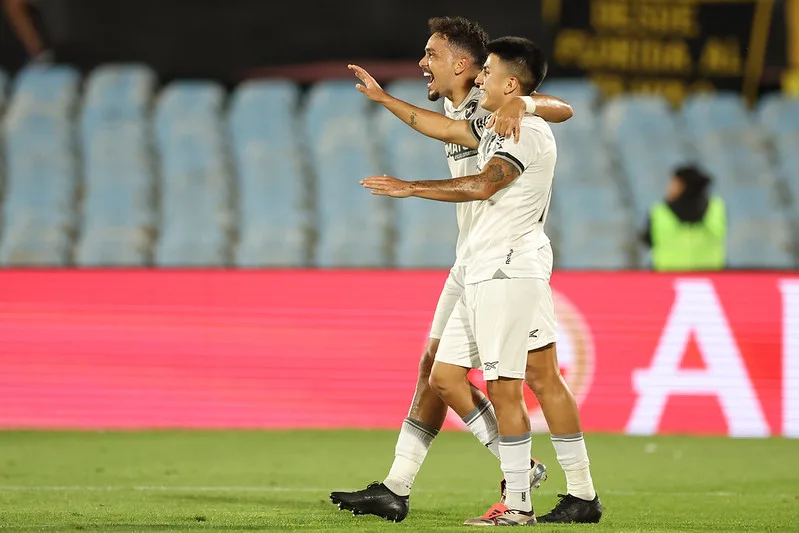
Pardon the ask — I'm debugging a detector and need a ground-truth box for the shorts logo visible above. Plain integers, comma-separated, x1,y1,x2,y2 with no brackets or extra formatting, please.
505,249,514,264
529,329,539,338
483,361,499,371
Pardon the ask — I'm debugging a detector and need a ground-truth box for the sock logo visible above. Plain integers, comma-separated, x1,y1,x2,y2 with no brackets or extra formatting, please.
521,492,526,502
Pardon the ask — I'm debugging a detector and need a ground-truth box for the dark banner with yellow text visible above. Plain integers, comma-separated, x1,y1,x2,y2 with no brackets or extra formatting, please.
544,0,784,104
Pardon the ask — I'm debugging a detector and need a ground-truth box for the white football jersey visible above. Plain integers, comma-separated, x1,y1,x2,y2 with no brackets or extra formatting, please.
461,114,557,284
443,86,489,265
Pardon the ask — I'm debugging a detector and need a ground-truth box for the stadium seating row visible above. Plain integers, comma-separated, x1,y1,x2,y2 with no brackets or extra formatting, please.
0,65,797,268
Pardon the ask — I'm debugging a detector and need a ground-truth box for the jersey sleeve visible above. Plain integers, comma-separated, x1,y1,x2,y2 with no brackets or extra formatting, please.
468,113,492,142
493,125,541,175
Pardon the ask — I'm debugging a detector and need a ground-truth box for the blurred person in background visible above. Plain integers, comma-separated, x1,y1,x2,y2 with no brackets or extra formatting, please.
641,165,727,271
3,0,53,63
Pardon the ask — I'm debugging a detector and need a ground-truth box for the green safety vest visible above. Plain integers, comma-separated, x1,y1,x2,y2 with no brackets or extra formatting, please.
650,196,726,272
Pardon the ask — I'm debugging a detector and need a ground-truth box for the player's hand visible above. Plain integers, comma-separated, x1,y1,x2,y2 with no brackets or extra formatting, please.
348,64,388,103
488,97,526,142
361,175,414,198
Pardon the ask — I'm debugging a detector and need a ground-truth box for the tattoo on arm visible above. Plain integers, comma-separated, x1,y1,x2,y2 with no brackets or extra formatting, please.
485,163,506,183
410,112,417,127
476,158,520,195
407,157,521,202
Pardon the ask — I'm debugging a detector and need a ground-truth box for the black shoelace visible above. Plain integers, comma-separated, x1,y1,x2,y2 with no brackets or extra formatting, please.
547,493,576,519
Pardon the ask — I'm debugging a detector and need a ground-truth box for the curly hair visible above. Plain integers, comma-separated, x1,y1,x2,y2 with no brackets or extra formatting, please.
428,16,489,66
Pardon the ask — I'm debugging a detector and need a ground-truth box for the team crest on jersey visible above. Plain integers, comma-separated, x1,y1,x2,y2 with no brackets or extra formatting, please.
464,100,478,119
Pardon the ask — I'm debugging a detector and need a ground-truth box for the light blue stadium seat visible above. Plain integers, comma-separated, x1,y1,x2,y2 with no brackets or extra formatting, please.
539,79,600,106
83,122,152,189
304,80,371,146
305,79,369,116
230,79,299,121
313,117,384,218
228,81,310,267
727,216,796,268
552,184,627,220
79,66,154,236
682,92,752,139
316,225,389,267
2,166,76,232
376,101,457,267
557,214,634,269
157,80,225,117
229,79,299,152
160,171,232,234
81,64,155,137
391,148,457,261
603,95,677,140
377,79,446,163
8,65,80,118
155,214,230,267
540,79,599,133
758,95,799,136
235,224,308,267
154,81,226,147
721,187,781,218
235,150,311,267
0,226,71,266
75,228,150,266
311,119,389,267
82,180,154,231
553,183,633,270
155,82,233,267
555,138,616,187
2,66,79,241
395,228,458,268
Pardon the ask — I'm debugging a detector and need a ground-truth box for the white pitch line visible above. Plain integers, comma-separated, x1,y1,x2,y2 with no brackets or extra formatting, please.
0,485,785,498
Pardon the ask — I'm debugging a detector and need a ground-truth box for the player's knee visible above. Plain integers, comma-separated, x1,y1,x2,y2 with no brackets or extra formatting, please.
525,344,562,398
427,369,445,397
486,378,524,407
428,363,456,398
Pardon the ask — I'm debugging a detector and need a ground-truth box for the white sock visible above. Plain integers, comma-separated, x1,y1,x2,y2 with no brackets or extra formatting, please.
383,418,438,497
499,433,533,512
551,432,596,500
462,397,500,459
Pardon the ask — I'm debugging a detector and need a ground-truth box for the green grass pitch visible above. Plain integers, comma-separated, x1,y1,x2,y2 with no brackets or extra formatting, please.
0,430,797,532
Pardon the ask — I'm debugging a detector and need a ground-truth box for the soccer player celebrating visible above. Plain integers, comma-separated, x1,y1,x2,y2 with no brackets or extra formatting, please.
331,19,601,526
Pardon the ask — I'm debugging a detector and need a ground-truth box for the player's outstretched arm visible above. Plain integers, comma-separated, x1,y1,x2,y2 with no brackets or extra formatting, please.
489,93,574,141
348,64,478,149
361,157,520,203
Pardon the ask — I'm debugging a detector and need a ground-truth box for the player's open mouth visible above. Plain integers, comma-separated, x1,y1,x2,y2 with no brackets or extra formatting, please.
423,71,434,88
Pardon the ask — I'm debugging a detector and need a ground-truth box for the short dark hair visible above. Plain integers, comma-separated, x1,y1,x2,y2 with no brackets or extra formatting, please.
675,165,712,191
485,37,548,94
428,16,489,66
